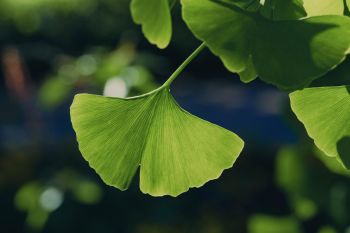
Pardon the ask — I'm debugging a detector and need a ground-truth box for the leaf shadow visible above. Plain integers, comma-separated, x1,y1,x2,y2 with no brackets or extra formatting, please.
254,19,344,90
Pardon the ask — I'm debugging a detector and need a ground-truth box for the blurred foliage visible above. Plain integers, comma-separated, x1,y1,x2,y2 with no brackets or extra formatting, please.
248,215,301,233
0,0,97,34
275,145,350,231
14,169,102,231
38,42,157,109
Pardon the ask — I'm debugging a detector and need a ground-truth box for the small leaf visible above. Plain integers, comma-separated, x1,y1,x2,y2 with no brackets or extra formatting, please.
290,86,350,169
182,0,350,90
70,88,244,197
254,16,350,89
302,0,344,16
130,0,172,48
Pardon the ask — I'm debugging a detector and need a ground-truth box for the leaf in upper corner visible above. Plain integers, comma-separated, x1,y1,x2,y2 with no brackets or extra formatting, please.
130,0,172,49
70,88,244,197
183,0,255,75
182,0,350,90
254,16,350,89
302,0,344,16
290,86,350,169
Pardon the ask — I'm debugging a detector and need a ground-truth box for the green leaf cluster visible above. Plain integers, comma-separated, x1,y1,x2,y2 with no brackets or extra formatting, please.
70,0,350,196
130,0,173,48
182,0,350,89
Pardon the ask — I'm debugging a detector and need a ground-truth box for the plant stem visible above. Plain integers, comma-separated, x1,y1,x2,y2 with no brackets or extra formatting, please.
163,42,206,87
126,43,206,99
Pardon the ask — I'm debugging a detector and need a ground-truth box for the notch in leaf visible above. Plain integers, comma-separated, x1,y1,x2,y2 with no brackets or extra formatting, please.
70,88,244,197
131,0,173,49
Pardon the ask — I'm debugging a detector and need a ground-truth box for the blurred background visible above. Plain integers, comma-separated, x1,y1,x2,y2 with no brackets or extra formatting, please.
1,0,350,232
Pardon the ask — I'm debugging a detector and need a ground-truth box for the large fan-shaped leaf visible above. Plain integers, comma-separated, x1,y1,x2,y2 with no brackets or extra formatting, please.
131,0,172,48
70,88,244,197
302,0,344,16
290,86,350,169
182,0,350,90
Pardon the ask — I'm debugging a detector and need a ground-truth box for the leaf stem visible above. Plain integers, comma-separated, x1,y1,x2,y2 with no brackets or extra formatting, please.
126,43,206,99
162,42,206,87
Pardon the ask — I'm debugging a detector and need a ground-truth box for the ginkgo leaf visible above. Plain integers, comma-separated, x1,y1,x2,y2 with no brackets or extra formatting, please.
130,0,172,49
182,0,254,76
182,0,350,90
302,0,344,16
290,86,350,169
70,88,244,197
254,16,350,89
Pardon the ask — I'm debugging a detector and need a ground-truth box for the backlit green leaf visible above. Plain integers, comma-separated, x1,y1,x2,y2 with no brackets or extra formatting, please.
290,86,350,169
302,0,344,16
182,0,350,89
131,0,172,48
70,88,244,197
